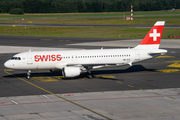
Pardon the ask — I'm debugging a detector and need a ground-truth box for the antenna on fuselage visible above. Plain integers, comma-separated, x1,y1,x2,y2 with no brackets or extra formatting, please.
101,47,103,50
29,49,31,52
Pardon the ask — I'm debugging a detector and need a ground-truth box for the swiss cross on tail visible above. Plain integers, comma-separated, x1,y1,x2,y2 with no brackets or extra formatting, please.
149,29,160,41
134,21,165,49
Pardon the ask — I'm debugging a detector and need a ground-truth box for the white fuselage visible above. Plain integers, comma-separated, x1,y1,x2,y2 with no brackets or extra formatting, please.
4,48,160,71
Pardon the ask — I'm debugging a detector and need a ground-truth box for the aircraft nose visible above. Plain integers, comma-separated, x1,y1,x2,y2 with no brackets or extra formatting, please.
4,61,11,68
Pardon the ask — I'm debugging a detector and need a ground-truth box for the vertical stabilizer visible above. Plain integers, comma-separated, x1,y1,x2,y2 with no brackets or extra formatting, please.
134,21,165,49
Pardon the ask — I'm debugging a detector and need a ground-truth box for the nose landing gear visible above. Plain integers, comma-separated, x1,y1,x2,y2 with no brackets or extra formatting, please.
26,70,31,79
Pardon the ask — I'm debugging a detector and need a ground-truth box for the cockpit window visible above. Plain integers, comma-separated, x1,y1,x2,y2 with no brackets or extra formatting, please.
11,57,21,60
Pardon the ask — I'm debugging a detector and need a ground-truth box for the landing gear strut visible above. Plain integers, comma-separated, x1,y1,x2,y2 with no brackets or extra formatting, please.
87,70,93,79
26,70,31,79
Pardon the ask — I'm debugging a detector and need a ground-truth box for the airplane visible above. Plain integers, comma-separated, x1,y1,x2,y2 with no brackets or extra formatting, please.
4,21,167,79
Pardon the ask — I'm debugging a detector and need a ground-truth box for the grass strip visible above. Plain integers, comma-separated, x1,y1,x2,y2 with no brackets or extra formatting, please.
0,26,179,39
0,15,180,25
0,11,180,18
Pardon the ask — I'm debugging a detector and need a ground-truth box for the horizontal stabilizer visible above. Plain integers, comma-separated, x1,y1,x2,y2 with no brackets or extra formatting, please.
148,49,167,56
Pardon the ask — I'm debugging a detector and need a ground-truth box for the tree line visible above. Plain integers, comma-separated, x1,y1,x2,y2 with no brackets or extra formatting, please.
0,0,179,13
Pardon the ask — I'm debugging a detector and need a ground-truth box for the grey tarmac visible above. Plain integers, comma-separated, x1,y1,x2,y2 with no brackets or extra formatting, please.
0,36,180,120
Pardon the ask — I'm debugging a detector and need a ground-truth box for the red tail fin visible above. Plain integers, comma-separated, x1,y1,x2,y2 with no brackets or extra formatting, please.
135,21,165,49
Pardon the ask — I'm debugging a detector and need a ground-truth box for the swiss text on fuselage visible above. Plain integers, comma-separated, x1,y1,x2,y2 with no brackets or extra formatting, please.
34,54,61,62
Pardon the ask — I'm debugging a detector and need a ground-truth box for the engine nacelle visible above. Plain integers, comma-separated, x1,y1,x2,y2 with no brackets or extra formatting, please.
62,67,81,77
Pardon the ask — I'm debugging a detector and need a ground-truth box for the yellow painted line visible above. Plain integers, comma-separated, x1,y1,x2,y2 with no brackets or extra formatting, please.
12,25,16,27
157,69,179,73
5,69,14,71
53,76,65,79
128,85,134,88
167,97,176,100
101,75,115,78
32,77,59,82
28,21,32,23
4,70,112,120
59,40,64,41
167,63,180,68
117,81,122,84
139,88,145,91
94,75,116,79
94,76,100,79
166,60,180,63
153,92,161,95
156,56,175,58
41,39,54,41
4,70,55,94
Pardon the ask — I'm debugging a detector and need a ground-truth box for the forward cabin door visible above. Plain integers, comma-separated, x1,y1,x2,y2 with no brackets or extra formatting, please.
27,54,33,64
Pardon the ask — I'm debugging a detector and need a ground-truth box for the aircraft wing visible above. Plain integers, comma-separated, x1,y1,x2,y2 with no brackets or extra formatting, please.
66,63,123,69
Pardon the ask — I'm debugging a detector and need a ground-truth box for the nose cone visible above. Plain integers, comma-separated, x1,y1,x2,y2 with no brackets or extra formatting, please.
4,61,11,68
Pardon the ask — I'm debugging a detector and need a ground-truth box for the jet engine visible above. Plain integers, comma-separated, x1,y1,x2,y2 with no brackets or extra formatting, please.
62,67,81,77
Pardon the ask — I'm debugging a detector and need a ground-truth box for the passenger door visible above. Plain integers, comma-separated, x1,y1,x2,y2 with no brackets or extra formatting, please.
27,54,33,64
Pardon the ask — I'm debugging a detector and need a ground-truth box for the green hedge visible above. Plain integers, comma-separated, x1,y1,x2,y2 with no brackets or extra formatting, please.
9,8,24,15
0,8,3,13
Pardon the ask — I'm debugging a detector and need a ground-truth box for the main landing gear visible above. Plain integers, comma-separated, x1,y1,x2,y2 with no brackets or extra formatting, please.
87,70,93,79
26,70,31,79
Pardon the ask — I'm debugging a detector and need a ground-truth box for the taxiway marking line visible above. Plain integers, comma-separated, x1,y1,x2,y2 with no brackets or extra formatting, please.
153,92,161,95
41,39,54,41
139,88,145,91
31,76,59,82
156,56,175,58
128,85,134,88
167,97,176,100
4,69,112,120
157,69,180,73
116,81,122,84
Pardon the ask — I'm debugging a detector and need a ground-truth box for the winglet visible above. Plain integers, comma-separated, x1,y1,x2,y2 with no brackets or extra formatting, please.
134,21,165,49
